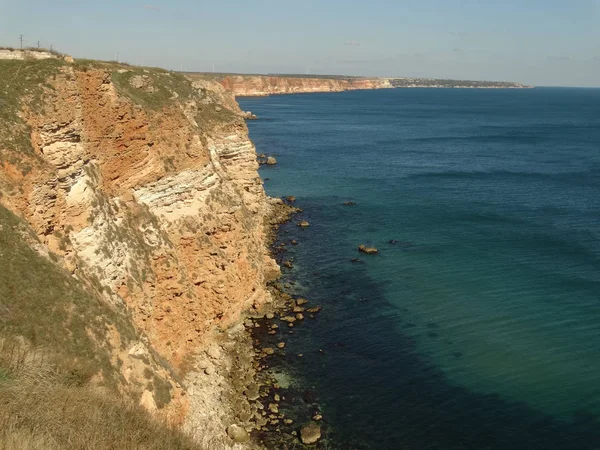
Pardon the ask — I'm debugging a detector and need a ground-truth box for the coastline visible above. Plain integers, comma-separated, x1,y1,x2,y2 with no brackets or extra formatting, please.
182,196,301,449
186,72,531,98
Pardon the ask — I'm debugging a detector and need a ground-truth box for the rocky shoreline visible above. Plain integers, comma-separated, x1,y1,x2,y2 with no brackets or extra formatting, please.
187,189,335,449
181,195,319,449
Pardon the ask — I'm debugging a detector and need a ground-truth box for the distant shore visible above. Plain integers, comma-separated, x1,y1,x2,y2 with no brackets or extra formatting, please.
185,72,532,97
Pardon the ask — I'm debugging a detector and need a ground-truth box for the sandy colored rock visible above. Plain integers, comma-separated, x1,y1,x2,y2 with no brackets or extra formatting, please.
227,424,250,443
300,422,322,445
358,244,379,254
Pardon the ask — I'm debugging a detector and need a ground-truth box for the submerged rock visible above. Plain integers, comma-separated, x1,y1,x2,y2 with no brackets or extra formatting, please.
300,422,322,444
358,244,378,254
342,201,356,206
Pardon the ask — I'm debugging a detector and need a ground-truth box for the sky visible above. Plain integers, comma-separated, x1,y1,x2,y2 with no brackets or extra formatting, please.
1,0,599,86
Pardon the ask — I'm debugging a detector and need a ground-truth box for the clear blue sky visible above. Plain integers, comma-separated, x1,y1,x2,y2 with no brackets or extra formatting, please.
1,0,599,86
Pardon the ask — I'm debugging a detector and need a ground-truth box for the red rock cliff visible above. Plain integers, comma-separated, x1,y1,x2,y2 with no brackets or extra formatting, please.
0,59,281,434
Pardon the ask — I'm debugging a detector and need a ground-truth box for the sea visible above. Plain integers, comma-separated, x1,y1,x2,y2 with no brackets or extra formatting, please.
239,87,600,450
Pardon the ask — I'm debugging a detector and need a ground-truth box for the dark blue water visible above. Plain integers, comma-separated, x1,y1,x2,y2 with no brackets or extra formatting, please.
240,88,600,449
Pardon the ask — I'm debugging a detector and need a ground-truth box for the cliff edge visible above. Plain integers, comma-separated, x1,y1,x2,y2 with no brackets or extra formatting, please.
0,57,280,448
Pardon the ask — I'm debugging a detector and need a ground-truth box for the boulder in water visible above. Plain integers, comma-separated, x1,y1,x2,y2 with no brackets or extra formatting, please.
358,244,378,254
300,422,322,444
266,156,277,165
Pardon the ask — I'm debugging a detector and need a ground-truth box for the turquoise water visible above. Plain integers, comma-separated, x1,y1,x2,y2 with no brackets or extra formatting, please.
240,88,600,449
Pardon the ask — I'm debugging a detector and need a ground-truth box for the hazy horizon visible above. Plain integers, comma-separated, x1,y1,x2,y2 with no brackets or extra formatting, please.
1,0,599,87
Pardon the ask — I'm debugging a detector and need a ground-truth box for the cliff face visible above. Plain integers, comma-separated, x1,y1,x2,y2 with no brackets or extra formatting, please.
0,58,279,430
214,75,392,96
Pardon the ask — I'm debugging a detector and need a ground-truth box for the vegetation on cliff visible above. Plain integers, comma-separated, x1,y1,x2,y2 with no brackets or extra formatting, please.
0,205,200,449
0,58,65,160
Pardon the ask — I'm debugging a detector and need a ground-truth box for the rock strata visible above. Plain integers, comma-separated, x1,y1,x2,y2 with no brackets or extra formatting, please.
0,59,285,446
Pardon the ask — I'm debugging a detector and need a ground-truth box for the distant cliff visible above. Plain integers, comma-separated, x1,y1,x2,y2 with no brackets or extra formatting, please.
185,73,530,97
187,74,393,97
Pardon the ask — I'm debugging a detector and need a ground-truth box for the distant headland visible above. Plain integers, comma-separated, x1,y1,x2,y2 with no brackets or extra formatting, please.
185,72,532,97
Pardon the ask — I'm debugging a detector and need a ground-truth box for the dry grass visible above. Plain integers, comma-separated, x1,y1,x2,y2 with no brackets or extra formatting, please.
0,339,202,450
0,206,205,448
0,58,65,167
0,204,136,390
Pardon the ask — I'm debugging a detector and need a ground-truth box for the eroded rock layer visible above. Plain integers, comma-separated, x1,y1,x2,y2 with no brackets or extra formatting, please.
0,60,280,432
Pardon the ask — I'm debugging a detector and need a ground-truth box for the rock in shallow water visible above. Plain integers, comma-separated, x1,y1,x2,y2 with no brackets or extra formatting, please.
300,422,322,444
358,244,379,254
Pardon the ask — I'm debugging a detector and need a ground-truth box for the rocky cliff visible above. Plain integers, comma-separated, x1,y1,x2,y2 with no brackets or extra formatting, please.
0,57,282,447
206,74,393,96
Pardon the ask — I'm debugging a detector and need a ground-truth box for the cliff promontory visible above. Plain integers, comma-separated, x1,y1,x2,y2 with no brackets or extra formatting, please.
0,55,282,448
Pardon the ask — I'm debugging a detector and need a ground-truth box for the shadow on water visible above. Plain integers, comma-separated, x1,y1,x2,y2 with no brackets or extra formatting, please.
266,200,600,450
